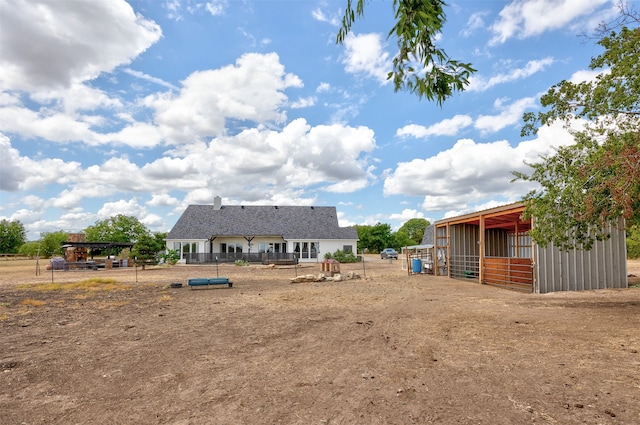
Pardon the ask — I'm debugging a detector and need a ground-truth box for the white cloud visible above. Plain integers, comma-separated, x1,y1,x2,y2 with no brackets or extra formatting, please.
460,11,489,37
0,134,26,191
145,52,303,143
205,0,227,16
0,0,161,92
123,68,180,91
311,7,340,26
341,33,391,85
397,115,473,139
383,122,578,212
316,82,331,93
290,96,317,109
489,0,610,45
569,69,608,84
468,57,555,92
147,194,180,207
474,97,537,134
389,209,425,222
96,199,146,220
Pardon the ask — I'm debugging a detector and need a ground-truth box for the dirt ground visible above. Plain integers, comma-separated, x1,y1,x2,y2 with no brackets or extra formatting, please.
1,256,639,425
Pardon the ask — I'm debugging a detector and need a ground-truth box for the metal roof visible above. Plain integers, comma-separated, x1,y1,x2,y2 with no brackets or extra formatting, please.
434,202,531,232
166,205,358,241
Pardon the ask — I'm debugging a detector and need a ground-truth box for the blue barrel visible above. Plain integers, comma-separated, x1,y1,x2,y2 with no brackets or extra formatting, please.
411,258,422,273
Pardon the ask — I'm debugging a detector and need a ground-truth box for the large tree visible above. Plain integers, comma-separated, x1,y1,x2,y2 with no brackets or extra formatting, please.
0,219,26,253
515,6,639,251
337,0,475,106
84,214,150,244
355,222,394,253
39,230,68,258
396,218,430,246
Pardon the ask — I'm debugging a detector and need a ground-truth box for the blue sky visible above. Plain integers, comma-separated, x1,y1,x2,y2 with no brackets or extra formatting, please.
0,0,621,240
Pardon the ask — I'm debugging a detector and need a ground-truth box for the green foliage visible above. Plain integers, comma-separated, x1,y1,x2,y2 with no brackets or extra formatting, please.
131,232,165,265
18,241,40,257
516,12,640,250
337,0,475,106
391,231,413,251
0,219,27,253
234,259,250,266
84,214,149,244
162,249,180,265
325,249,360,263
627,224,640,259
355,222,393,253
84,214,150,255
396,218,430,246
39,231,68,258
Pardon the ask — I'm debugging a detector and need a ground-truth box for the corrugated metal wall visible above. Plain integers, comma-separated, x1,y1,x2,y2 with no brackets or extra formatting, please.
485,229,509,257
449,224,480,279
535,221,628,293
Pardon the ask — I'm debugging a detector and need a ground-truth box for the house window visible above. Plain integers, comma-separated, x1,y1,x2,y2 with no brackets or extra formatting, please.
293,241,318,259
225,243,242,253
343,245,353,254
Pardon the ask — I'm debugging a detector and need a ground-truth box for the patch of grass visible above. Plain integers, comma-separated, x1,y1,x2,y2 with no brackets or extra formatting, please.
158,294,173,302
0,313,7,321
0,302,9,307
18,278,130,292
20,299,47,307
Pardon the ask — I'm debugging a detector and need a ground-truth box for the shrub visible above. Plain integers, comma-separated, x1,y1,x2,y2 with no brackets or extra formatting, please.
162,249,180,265
326,249,361,263
234,259,250,266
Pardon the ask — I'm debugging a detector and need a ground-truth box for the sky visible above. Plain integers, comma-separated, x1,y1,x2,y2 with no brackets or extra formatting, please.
0,0,625,240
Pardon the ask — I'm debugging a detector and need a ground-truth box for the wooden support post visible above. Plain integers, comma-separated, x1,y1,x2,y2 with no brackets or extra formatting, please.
479,214,485,284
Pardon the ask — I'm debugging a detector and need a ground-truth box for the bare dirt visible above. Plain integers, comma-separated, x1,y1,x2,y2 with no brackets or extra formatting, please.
1,256,639,425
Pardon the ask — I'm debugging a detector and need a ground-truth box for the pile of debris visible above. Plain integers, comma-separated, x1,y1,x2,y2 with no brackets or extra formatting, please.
290,271,361,283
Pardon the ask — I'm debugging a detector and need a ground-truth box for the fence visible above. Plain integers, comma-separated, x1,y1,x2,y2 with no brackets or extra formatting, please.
186,252,298,265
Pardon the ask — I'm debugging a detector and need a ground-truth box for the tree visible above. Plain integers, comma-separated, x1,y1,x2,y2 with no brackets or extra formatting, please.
337,0,475,106
627,224,640,258
515,6,639,251
0,219,27,253
355,223,394,253
39,231,68,258
131,232,165,266
396,218,430,245
18,241,40,257
84,214,149,244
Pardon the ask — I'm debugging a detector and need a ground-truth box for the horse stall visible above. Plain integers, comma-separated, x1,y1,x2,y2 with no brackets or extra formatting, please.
434,203,627,293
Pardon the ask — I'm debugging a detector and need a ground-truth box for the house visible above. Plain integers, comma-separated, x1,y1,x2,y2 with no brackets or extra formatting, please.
426,202,627,293
166,196,358,264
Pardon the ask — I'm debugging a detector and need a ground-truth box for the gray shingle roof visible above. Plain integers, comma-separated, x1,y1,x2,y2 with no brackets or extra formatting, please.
167,205,358,240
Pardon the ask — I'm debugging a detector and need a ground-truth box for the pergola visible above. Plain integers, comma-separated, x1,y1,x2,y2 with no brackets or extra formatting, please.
61,241,135,260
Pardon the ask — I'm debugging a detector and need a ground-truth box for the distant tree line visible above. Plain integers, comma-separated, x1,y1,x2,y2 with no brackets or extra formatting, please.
356,218,430,254
0,215,169,264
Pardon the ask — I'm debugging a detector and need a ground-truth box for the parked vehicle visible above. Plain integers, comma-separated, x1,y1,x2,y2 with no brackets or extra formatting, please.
380,248,398,259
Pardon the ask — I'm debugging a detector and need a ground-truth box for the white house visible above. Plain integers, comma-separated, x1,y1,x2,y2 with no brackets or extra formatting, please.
166,196,358,263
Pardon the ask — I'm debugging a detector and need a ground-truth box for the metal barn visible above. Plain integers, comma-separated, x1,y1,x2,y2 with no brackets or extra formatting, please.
433,203,628,293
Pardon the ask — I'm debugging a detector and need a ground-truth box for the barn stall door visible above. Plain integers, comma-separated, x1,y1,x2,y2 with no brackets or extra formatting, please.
483,257,533,292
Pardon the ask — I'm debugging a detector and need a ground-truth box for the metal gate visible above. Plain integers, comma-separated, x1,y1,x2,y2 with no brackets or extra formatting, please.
483,257,533,292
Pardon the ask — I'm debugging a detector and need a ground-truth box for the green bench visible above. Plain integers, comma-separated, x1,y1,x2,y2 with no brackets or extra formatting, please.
187,277,233,289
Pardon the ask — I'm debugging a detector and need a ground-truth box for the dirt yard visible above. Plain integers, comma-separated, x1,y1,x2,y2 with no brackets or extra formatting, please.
1,257,639,425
